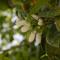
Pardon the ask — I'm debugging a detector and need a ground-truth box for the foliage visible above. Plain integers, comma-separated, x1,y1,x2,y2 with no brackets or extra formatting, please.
0,0,60,60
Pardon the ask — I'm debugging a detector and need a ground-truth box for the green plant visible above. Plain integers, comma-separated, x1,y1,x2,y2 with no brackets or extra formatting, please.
0,0,60,60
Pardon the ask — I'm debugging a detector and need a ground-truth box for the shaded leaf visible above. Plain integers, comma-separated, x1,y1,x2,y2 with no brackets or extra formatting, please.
46,23,60,48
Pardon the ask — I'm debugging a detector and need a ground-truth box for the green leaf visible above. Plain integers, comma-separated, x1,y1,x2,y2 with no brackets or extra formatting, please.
38,7,60,18
26,0,48,22
40,56,48,60
12,0,22,5
55,17,60,31
46,23,60,48
0,0,12,10
29,0,48,15
46,43,60,60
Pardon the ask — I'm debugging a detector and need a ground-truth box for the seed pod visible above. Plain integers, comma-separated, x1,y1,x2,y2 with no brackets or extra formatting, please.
28,31,36,43
31,14,39,20
38,19,43,26
35,33,41,46
20,25,30,32
16,20,27,27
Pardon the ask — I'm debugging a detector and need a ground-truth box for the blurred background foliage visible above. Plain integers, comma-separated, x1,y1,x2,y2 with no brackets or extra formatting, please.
0,0,60,60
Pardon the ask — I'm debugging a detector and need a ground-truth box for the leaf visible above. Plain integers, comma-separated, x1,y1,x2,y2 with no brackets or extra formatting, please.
46,43,60,60
27,0,48,21
55,7,60,16
38,7,60,18
46,23,60,48
55,17,60,31
40,56,48,60
0,0,13,10
12,0,21,5
29,0,48,15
